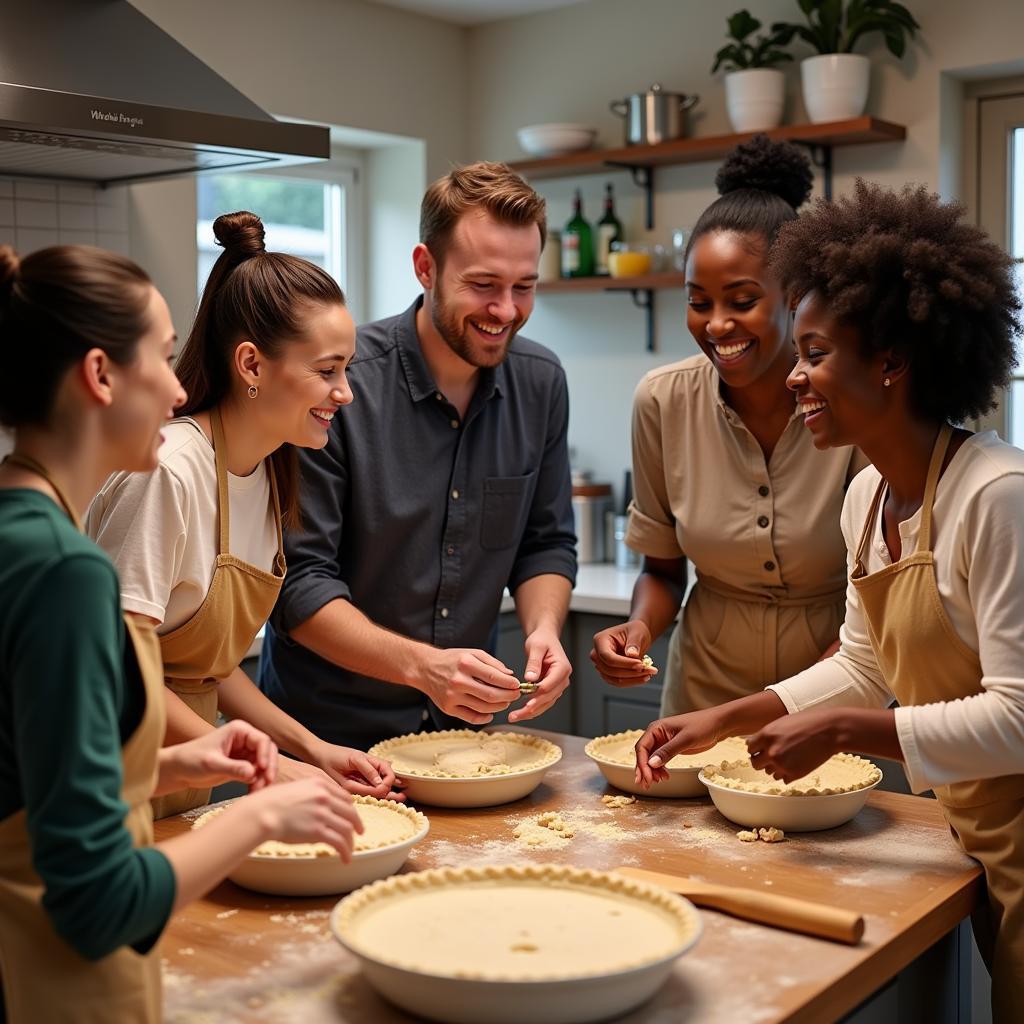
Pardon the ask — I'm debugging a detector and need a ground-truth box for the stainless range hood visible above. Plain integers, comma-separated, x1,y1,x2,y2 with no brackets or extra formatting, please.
0,0,329,186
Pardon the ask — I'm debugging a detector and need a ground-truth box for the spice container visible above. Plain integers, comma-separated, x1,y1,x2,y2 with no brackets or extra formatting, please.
572,474,613,564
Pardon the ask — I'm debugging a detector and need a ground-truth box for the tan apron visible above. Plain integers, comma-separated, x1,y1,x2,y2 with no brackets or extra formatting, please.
851,424,1024,1020
151,409,286,819
0,455,167,1023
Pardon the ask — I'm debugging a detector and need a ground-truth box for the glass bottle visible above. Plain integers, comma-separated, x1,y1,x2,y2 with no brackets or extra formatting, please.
561,189,594,278
595,183,624,276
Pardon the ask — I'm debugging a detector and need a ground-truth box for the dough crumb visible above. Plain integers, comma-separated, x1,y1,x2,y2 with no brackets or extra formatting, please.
737,830,759,842
601,794,637,808
759,827,786,843
641,654,656,670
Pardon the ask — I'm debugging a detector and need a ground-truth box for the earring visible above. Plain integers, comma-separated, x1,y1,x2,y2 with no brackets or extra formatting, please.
247,385,258,399
883,377,891,388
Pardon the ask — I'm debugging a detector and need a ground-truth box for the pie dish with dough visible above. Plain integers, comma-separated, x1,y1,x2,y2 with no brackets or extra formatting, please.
368,730,562,808
331,863,702,1024
699,753,883,832
192,796,429,895
585,731,749,798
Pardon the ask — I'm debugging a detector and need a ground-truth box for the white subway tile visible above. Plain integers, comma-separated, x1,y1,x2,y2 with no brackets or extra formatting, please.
58,183,100,204
97,186,129,211
58,203,97,231
14,181,57,201
0,227,15,247
15,227,60,253
0,180,13,197
15,199,58,229
58,227,98,246
96,201,129,232
97,230,131,256
0,198,14,226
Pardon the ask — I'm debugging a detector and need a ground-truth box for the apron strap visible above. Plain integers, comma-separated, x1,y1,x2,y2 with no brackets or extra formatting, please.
2,452,83,531
266,457,286,571
916,423,953,555
852,476,887,578
210,407,231,557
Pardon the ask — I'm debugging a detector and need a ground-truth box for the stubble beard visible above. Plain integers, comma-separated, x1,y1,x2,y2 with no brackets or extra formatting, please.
430,280,519,369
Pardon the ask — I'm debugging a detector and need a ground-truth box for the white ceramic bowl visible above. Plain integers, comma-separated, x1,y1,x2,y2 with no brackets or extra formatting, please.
369,730,562,808
195,797,429,897
331,864,702,1024
698,767,881,832
585,732,749,798
517,123,597,158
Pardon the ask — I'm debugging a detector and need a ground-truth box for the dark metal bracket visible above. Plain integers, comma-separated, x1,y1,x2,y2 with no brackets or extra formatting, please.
794,142,834,200
604,162,655,229
626,288,655,352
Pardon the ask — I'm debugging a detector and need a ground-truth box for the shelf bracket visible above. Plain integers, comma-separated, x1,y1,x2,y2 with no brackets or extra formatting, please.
629,288,655,352
604,162,655,229
795,142,834,201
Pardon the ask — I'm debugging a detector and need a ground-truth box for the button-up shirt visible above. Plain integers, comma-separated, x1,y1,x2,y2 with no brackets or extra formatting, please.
258,298,576,748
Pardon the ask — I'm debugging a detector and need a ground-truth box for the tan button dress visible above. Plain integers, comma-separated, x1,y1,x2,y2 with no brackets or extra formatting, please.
626,355,864,715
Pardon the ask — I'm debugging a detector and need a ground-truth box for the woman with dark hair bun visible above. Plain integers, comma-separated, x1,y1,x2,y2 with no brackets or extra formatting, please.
86,212,399,817
634,181,1023,1018
592,136,866,716
0,244,361,1023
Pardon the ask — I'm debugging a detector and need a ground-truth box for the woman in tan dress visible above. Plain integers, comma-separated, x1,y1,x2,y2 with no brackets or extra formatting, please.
592,137,864,715
636,182,1023,1020
0,244,361,1023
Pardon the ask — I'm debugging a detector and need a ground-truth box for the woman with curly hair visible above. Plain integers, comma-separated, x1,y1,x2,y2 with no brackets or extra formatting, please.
635,180,1023,1017
592,136,866,715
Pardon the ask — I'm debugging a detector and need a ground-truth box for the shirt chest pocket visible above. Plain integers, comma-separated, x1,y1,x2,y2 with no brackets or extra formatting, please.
480,472,537,551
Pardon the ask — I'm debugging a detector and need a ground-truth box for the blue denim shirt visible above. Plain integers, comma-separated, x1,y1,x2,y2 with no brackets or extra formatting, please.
259,298,576,748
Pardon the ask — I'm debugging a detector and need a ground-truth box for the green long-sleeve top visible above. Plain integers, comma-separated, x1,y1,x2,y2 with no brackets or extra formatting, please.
0,489,175,961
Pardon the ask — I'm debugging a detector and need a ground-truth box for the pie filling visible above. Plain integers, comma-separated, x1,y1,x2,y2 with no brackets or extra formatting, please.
192,795,426,856
702,752,882,796
369,730,561,779
586,731,749,770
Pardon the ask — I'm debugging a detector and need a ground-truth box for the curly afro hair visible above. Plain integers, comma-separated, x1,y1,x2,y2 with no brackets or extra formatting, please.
686,135,815,263
771,180,1021,424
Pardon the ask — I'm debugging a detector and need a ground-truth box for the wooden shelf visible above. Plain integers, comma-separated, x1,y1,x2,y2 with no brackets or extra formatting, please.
508,116,905,180
537,272,684,293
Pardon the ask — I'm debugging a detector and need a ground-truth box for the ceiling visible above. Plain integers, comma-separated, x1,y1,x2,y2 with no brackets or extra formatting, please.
366,0,589,26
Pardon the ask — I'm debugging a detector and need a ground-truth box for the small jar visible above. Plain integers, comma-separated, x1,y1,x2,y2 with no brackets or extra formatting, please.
538,229,562,282
607,242,652,278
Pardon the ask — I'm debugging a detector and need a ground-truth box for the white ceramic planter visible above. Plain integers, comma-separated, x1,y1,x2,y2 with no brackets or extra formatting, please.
800,53,870,123
724,68,785,133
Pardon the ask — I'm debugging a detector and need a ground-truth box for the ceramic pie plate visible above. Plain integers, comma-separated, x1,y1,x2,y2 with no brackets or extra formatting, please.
699,753,883,832
192,796,429,896
331,863,702,1024
584,731,749,798
368,730,562,808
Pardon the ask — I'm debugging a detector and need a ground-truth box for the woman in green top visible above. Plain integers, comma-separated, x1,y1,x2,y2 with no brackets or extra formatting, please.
0,243,362,1024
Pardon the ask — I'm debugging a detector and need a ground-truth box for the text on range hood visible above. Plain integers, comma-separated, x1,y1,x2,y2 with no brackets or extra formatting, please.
0,1,329,186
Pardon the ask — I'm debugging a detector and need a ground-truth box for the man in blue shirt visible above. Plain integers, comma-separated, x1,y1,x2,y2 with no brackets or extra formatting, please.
259,162,577,748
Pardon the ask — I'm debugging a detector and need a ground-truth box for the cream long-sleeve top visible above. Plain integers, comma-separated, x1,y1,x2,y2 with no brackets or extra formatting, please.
768,431,1024,794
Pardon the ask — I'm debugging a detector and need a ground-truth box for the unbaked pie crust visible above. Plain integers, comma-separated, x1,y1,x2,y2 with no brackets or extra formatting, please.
368,730,561,779
702,752,882,796
332,863,700,982
192,795,427,856
585,730,749,770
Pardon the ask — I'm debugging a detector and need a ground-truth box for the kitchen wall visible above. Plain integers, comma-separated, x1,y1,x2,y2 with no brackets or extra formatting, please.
465,0,1024,497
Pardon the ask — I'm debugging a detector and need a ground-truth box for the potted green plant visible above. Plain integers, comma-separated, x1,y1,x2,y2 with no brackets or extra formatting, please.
712,9,794,133
772,0,921,123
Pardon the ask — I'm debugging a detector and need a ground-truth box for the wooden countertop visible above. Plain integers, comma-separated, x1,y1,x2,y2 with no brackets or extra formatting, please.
157,731,981,1024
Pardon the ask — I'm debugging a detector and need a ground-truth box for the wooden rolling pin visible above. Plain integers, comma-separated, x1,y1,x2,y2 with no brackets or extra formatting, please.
615,866,864,945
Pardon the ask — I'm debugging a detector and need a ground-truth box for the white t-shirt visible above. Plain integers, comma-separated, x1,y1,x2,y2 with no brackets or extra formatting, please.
85,418,278,633
769,431,1024,794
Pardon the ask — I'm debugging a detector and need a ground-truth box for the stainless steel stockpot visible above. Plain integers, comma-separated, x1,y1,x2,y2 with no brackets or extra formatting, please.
610,83,700,146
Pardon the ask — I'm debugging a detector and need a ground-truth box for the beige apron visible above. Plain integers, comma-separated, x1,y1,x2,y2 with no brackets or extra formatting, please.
0,455,167,1023
851,424,1024,1020
151,409,286,819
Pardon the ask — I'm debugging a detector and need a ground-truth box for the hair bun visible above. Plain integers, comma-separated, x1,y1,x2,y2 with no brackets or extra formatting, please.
715,135,814,210
213,211,266,258
0,245,20,303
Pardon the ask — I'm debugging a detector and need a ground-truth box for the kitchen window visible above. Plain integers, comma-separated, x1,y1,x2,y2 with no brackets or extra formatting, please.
968,82,1024,443
196,160,362,319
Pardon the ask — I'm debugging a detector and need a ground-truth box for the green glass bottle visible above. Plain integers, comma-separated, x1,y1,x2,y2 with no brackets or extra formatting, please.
561,188,594,278
595,182,623,276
